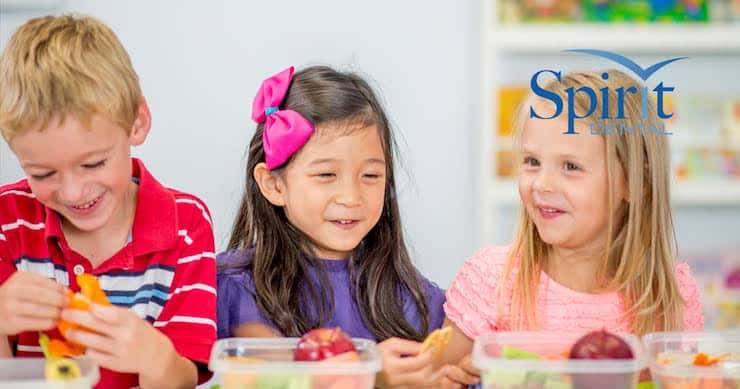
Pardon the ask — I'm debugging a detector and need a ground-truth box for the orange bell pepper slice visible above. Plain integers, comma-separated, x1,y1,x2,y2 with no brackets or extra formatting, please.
692,352,729,367
48,339,85,357
53,273,111,357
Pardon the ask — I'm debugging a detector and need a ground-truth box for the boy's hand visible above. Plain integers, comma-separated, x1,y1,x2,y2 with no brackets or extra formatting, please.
0,271,67,335
61,303,195,386
375,337,446,388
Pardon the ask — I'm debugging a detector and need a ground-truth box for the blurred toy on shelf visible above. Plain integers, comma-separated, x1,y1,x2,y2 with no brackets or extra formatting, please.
682,0,709,21
682,249,740,330
495,85,528,179
499,0,581,22
671,95,740,180
526,0,581,22
714,0,740,22
499,0,716,23
718,267,740,329
583,0,613,21
497,85,528,137
496,150,518,178
673,148,740,179
606,0,653,22
723,98,740,148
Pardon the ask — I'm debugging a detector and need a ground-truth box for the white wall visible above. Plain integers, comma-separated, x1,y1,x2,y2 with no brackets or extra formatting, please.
4,1,738,291
0,0,480,287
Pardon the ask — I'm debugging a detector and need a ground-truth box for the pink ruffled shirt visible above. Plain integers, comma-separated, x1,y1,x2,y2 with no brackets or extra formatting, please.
444,245,704,339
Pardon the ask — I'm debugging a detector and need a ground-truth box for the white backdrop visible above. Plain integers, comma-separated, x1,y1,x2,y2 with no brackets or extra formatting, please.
0,0,480,287
4,1,737,291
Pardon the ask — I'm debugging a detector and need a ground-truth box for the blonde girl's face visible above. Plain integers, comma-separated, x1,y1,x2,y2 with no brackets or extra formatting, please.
275,125,387,259
518,100,628,252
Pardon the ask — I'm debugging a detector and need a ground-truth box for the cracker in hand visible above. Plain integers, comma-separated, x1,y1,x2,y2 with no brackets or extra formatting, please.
419,326,452,359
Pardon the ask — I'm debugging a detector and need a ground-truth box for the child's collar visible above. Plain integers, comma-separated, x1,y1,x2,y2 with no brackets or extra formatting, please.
43,158,178,266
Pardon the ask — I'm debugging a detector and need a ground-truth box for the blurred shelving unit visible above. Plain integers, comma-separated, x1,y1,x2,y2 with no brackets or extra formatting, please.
479,0,740,245
489,24,740,53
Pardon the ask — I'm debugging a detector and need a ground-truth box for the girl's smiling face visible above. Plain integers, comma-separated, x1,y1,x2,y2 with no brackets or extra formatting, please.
256,125,387,259
518,100,628,252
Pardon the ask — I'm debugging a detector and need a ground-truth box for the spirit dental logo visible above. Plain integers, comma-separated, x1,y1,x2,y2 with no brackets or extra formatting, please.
529,49,687,136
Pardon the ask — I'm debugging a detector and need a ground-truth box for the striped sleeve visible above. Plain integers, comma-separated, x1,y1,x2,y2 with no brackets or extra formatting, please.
0,189,18,284
1,186,21,348
1,234,15,350
153,196,216,365
0,233,14,285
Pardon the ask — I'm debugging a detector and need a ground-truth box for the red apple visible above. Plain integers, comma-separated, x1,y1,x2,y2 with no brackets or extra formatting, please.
294,327,357,362
569,329,633,360
569,330,636,389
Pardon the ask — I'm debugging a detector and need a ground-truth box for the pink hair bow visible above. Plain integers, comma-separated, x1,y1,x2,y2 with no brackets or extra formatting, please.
251,66,315,170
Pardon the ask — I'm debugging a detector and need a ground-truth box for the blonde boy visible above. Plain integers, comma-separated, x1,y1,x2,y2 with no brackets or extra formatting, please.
0,14,216,388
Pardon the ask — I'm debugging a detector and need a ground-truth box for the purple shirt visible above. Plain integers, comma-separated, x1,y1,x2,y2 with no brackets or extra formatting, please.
216,249,446,341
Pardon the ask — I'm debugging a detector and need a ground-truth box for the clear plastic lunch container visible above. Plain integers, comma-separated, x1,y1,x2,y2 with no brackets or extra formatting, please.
642,331,740,389
0,357,99,389
209,337,381,389
473,332,647,389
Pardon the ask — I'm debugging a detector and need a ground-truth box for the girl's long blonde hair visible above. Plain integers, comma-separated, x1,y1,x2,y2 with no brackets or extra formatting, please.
503,70,683,335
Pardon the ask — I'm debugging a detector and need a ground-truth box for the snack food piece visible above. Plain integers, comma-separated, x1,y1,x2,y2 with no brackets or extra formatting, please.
420,326,452,360
693,352,729,367
39,333,82,381
55,273,111,356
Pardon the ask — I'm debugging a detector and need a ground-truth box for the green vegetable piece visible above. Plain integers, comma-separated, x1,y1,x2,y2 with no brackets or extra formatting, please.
636,382,654,389
502,345,542,359
484,370,528,386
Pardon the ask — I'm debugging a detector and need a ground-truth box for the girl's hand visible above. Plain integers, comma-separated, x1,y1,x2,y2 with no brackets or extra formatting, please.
62,303,196,388
0,271,67,335
438,353,480,388
375,337,444,388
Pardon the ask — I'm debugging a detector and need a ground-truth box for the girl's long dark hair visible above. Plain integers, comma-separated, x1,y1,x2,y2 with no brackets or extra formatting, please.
226,65,430,341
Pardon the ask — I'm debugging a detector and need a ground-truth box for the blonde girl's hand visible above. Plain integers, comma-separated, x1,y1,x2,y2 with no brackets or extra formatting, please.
438,353,480,388
375,337,444,388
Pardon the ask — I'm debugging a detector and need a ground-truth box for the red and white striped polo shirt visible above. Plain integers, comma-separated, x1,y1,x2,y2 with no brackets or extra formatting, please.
0,158,217,388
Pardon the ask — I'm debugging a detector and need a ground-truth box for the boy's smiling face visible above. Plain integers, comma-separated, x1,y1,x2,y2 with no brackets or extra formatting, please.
9,105,150,236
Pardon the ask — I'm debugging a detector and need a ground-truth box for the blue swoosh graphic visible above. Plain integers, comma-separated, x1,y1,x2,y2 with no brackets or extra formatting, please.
564,49,687,81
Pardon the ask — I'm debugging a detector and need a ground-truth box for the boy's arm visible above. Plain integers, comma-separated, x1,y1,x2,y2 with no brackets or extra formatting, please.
147,197,217,383
137,337,197,389
0,336,11,357
61,196,216,388
0,238,15,357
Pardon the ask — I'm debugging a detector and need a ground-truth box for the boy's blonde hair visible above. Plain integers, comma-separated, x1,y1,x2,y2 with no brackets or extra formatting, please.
0,14,141,141
503,70,684,335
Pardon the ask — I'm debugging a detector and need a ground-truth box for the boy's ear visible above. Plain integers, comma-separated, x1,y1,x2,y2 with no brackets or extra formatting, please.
128,98,152,146
253,162,286,206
